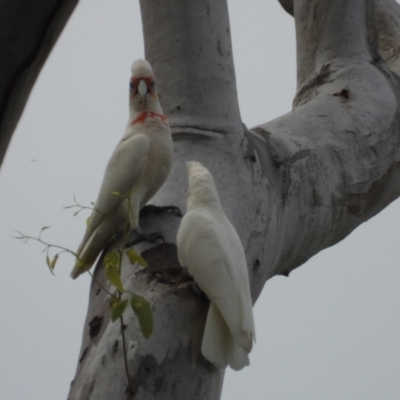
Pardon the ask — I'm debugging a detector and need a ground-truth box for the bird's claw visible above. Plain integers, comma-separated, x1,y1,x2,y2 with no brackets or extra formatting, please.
124,231,165,248
146,232,165,243
164,205,182,217
140,204,182,217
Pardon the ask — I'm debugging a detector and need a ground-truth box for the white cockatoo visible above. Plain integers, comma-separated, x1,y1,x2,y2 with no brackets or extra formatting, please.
70,59,173,279
176,161,256,370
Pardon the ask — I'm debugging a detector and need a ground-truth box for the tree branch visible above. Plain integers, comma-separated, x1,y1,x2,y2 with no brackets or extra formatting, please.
278,0,294,16
249,0,400,288
0,0,77,167
139,0,242,135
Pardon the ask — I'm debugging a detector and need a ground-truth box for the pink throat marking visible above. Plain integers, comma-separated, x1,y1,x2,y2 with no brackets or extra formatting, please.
131,111,167,125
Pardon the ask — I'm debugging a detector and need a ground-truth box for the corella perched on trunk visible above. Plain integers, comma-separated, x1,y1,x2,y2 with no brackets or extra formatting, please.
176,161,256,370
70,59,173,279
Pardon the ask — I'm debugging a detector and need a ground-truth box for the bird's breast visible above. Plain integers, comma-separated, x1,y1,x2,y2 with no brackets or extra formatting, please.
135,122,173,206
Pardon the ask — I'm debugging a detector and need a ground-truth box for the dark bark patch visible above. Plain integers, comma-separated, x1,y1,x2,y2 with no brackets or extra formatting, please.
253,259,260,272
139,243,193,286
88,315,103,339
112,340,119,355
87,379,95,397
289,149,312,164
272,154,282,169
155,377,164,393
333,89,350,100
79,346,88,363
124,385,135,399
217,40,223,56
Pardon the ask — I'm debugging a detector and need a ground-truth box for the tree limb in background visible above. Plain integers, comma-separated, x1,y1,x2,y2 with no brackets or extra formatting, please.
0,0,77,167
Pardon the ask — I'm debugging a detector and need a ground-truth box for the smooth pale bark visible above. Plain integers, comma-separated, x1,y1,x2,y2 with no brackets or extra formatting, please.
68,1,400,399
0,0,78,167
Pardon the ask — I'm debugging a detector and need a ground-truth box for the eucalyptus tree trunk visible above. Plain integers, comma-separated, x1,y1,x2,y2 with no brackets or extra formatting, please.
68,0,400,399
0,0,77,167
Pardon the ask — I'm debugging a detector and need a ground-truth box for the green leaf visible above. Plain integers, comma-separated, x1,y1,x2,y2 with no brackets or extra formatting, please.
41,226,50,232
111,299,128,322
104,251,125,292
126,248,148,268
86,216,91,229
50,254,59,270
131,294,153,338
109,297,119,308
46,254,55,275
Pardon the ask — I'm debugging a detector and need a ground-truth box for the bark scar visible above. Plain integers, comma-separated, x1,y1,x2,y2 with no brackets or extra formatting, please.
333,89,350,100
138,243,193,286
88,315,103,339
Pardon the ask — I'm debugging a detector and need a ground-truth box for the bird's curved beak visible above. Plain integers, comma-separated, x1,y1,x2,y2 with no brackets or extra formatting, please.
137,79,148,105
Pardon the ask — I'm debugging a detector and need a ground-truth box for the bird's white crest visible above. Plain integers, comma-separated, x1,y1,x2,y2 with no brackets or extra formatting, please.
177,161,256,370
70,59,172,279
131,59,154,77
185,161,221,209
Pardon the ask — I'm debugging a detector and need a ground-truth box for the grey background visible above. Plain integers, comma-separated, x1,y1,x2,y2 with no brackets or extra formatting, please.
0,1,399,399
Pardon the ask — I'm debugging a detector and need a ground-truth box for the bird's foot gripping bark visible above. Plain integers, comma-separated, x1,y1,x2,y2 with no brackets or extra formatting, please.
139,204,182,217
124,230,165,248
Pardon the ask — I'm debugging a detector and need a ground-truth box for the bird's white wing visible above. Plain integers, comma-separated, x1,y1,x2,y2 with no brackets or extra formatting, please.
177,209,253,349
177,210,238,297
76,133,149,257
94,133,149,215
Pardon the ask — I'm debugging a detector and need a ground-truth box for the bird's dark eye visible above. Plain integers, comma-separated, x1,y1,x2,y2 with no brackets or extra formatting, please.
151,80,155,88
129,82,135,92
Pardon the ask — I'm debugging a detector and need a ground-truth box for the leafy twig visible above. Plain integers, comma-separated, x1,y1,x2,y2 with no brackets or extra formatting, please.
16,193,154,394
63,194,96,216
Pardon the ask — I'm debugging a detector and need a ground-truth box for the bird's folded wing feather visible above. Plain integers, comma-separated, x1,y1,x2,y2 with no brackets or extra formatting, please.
77,133,150,254
177,210,244,322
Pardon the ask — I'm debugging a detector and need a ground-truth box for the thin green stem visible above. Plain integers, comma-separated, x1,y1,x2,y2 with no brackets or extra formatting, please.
15,231,80,259
120,313,133,393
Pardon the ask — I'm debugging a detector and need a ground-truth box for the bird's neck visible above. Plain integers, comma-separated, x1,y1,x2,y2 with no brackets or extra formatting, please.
130,110,168,126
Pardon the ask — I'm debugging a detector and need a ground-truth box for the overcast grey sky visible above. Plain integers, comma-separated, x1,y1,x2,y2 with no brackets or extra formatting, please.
1,1,399,399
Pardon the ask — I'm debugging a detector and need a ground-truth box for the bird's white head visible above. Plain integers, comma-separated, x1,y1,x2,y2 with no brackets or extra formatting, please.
129,59,161,112
186,161,221,209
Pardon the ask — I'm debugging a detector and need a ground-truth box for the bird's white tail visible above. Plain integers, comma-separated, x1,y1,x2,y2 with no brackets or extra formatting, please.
201,304,250,370
186,160,204,173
